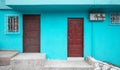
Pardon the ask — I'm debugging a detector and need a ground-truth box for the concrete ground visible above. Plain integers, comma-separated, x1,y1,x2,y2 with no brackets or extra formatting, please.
0,53,94,70
45,58,93,68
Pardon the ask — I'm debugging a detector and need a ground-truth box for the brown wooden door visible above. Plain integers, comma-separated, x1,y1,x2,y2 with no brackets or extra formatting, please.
23,15,40,52
68,18,83,57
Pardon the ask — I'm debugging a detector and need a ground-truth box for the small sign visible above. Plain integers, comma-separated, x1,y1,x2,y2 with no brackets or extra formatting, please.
90,13,105,21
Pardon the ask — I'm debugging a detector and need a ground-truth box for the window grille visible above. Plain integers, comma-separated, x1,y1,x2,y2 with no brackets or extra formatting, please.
8,16,19,32
5,14,20,34
111,13,120,24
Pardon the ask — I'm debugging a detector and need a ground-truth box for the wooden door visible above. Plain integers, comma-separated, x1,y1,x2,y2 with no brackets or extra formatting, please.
68,18,83,57
23,15,40,52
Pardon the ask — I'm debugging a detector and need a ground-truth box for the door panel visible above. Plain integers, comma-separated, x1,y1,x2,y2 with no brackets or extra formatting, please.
23,15,40,52
68,18,83,57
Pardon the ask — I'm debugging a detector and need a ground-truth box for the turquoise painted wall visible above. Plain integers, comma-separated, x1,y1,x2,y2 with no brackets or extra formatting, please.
0,10,23,53
40,10,120,66
0,9,120,66
6,0,120,5
0,10,92,59
92,11,120,66
41,12,92,59
95,0,120,4
0,0,11,9
6,0,94,5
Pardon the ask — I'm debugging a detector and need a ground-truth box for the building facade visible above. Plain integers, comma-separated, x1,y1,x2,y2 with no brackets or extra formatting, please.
0,0,120,66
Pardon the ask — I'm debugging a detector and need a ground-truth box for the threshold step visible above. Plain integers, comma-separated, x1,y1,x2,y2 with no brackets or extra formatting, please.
44,60,93,70
67,57,84,61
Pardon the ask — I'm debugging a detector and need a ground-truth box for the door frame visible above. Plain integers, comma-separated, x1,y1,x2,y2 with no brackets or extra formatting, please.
23,14,41,53
67,18,84,57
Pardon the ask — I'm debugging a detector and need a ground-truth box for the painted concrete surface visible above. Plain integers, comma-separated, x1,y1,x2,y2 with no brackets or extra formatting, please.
6,0,94,5
5,0,120,5
92,12,120,66
0,9,120,66
0,10,120,66
0,10,92,59
95,0,120,4
40,11,92,60
0,10,23,53
0,0,11,9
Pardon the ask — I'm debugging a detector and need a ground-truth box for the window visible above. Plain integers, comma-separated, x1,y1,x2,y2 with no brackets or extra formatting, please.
8,16,19,32
111,13,120,24
5,14,20,34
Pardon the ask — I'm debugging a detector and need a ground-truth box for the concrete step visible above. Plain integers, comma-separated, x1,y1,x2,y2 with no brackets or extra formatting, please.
11,53,46,70
10,53,93,70
44,59,93,70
